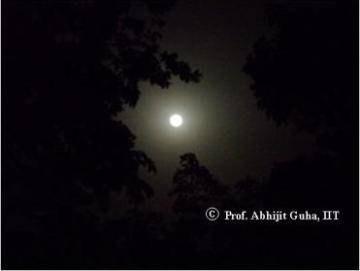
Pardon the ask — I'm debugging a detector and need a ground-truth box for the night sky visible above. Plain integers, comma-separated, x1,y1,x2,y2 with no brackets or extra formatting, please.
3,0,358,269
121,0,315,211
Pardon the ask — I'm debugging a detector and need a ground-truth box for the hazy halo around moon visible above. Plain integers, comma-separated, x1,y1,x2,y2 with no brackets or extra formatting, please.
169,114,183,127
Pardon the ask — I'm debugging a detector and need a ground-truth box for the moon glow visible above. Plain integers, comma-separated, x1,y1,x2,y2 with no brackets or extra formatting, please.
169,114,183,127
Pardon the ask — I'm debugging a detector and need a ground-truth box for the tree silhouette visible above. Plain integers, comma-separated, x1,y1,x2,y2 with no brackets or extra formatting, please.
3,1,201,210
242,1,357,205
3,1,201,268
243,3,350,132
168,153,231,266
169,153,228,215
243,4,358,268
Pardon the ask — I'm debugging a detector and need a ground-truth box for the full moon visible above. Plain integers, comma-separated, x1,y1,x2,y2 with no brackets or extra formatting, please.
169,114,183,127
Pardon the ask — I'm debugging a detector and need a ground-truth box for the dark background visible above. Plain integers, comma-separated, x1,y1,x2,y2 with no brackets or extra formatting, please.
2,0,359,269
